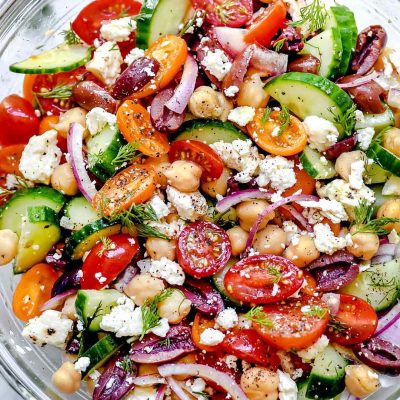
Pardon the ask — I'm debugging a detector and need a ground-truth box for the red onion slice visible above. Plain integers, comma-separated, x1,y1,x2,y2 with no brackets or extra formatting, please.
213,27,248,57
374,301,400,341
281,205,313,232
68,123,98,202
40,289,77,311
166,377,192,400
166,55,198,114
158,364,247,400
337,71,379,89
371,254,394,265
156,385,167,400
322,293,341,316
376,243,398,257
132,375,166,387
250,46,288,76
216,189,273,213
388,88,400,108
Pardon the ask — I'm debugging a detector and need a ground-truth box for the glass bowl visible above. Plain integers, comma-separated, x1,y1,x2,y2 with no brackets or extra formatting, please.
0,0,399,399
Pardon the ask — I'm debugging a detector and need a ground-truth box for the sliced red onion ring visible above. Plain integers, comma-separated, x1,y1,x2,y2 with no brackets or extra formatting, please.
132,375,166,387
166,377,192,400
250,46,288,76
376,243,398,257
323,136,357,160
374,301,400,343
156,385,167,400
371,254,394,265
213,27,248,57
166,55,198,114
337,71,379,89
388,88,400,108
158,364,247,400
40,289,77,311
281,205,313,232
322,293,341,316
216,189,273,213
68,123,98,202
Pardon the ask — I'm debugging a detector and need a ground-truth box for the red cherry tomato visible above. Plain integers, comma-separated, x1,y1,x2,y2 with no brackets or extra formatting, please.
327,294,378,345
71,0,141,45
253,295,330,351
0,144,25,175
0,95,39,146
81,234,139,290
192,0,253,27
0,172,11,206
224,255,304,304
169,140,224,182
222,329,280,368
177,221,232,278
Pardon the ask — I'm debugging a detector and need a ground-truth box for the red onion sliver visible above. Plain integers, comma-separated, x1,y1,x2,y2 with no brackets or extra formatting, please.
376,243,398,257
166,377,192,400
213,26,248,57
40,289,77,311
216,189,273,213
158,364,247,400
322,293,341,316
250,46,288,76
166,55,198,114
371,254,394,265
337,71,379,89
374,301,400,339
68,123,98,202
156,385,167,400
281,205,313,232
132,375,166,387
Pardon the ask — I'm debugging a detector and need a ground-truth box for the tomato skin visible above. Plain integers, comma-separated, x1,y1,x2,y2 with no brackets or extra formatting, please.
327,294,378,345
0,144,25,175
12,264,62,322
224,255,304,304
177,221,232,278
81,234,139,290
283,158,316,197
192,313,220,352
0,95,40,146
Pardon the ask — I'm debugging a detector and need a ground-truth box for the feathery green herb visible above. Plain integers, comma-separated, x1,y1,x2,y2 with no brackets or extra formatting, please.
262,107,272,126
35,84,73,100
273,38,286,52
112,142,140,167
302,305,328,319
290,0,328,33
62,24,81,45
328,103,357,137
243,306,274,328
98,236,114,256
277,105,291,136
268,265,282,284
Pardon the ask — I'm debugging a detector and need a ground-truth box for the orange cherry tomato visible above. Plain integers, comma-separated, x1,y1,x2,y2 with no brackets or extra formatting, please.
39,115,59,134
12,264,62,322
133,35,188,99
301,271,317,296
0,144,25,175
322,218,341,236
192,313,219,352
284,159,316,197
92,164,157,216
248,109,308,156
117,100,169,157
23,74,37,104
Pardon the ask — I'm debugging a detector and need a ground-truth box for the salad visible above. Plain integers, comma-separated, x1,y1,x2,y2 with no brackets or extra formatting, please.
0,0,400,399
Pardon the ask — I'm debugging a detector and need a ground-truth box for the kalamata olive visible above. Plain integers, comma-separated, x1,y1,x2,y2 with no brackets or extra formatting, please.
337,75,386,114
111,57,160,100
288,54,321,74
72,81,117,113
51,266,82,297
351,25,388,76
271,24,304,53
354,338,400,376
323,136,357,160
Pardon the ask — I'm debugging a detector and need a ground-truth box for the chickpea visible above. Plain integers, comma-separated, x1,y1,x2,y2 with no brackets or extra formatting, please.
164,160,202,193
236,200,275,232
347,225,379,260
237,74,269,108
377,198,400,233
216,92,234,121
51,163,79,196
335,150,364,182
145,237,176,261
157,289,191,324
54,107,87,138
0,229,18,266
62,295,77,320
240,367,279,400
227,226,249,256
52,362,81,394
144,154,171,188
124,273,165,306
201,167,232,198
383,127,400,157
253,225,287,256
283,235,320,268
345,365,380,398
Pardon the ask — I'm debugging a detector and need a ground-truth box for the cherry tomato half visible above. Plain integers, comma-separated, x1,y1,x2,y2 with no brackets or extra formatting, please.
224,255,304,304
169,140,224,182
327,294,378,345
81,234,139,290
177,221,232,278
192,312,219,352
0,144,25,175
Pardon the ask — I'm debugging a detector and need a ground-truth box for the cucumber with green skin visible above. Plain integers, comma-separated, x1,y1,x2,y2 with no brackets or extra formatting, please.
356,108,395,132
300,146,337,180
63,197,100,231
213,260,243,307
367,141,400,177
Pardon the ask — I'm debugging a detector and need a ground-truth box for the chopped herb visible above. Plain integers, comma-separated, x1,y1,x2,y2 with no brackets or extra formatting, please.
328,316,349,334
159,337,172,347
119,356,136,374
353,199,374,226
179,10,205,37
97,236,114,256
262,107,272,126
302,305,328,319
277,105,291,136
273,38,286,52
34,84,73,100
366,270,399,304
111,142,140,167
192,392,210,398
328,103,357,137
134,223,169,240
243,306,274,328
32,92,45,115
353,217,400,236
268,265,282,284
290,0,328,33
109,43,119,52
62,24,81,45
216,0,249,25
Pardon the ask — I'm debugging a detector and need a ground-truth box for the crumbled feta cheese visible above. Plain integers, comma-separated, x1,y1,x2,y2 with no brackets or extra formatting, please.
298,199,348,223
224,85,239,97
202,48,232,81
86,107,117,135
149,195,170,219
100,17,136,42
356,127,375,151
124,47,145,65
348,159,365,190
199,328,225,346
86,41,123,85
166,186,208,221
187,378,206,393
148,219,186,239
225,355,238,370
150,317,170,338
282,221,300,244
388,229,400,244
6,174,33,190
303,116,339,152
89,370,101,382
19,130,62,184
278,370,298,400
137,257,185,286
74,357,91,373
382,175,400,196
297,335,329,362
228,106,256,127
215,308,238,330
256,156,296,191
313,223,351,255
22,310,73,348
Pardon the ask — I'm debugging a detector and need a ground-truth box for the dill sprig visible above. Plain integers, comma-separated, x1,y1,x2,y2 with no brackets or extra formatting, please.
268,265,282,284
0,176,32,199
277,105,291,136
159,337,172,347
328,103,357,137
328,316,349,335
35,84,73,100
262,107,272,126
97,236,114,256
192,392,210,399
353,200,374,226
134,223,169,240
179,10,205,37
0,187,15,200
216,0,249,25
111,142,140,167
119,356,136,374
273,38,286,53
290,0,328,33
243,306,274,328
366,270,399,304
302,305,328,319
62,24,81,45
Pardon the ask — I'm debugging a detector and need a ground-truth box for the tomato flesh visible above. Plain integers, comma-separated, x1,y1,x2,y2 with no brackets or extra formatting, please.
177,221,232,278
0,144,25,175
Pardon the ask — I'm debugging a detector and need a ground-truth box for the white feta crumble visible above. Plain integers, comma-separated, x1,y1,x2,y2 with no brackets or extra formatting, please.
100,17,136,42
187,378,206,393
89,370,101,382
356,127,375,151
215,308,238,330
282,221,300,244
202,48,232,81
148,219,186,239
199,328,225,346
355,109,365,125
382,175,400,196
74,357,91,373
6,174,33,190
278,370,298,400
224,85,239,97
298,199,348,223
225,355,238,370
19,130,62,184
124,47,145,65
137,257,185,286
297,335,329,363
166,186,208,221
348,159,365,190
86,107,117,135
228,106,256,127
22,310,73,348
256,156,296,191
149,195,170,219
313,223,351,255
303,116,339,152
150,317,170,338
86,41,123,85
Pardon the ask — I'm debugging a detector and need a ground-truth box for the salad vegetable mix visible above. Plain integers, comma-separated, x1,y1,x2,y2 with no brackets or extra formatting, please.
1,0,400,399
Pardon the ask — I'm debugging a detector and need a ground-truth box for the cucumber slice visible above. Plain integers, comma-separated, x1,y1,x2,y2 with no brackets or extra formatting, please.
340,258,400,312
213,260,243,307
371,184,396,215
10,44,92,74
14,206,61,274
87,125,126,181
63,197,100,231
306,345,348,400
75,289,122,332
355,108,395,132
0,187,65,235
65,219,121,260
136,0,191,49
300,146,337,179
301,28,343,79
172,119,248,144
365,163,391,184
265,72,355,137
367,141,400,177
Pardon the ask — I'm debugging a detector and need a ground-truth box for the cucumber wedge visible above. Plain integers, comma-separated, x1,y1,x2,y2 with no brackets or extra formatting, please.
367,141,400,177
14,206,61,274
136,0,191,49
365,163,391,185
300,146,337,179
213,260,243,307
264,72,355,136
356,108,395,132
62,197,100,231
10,44,92,74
